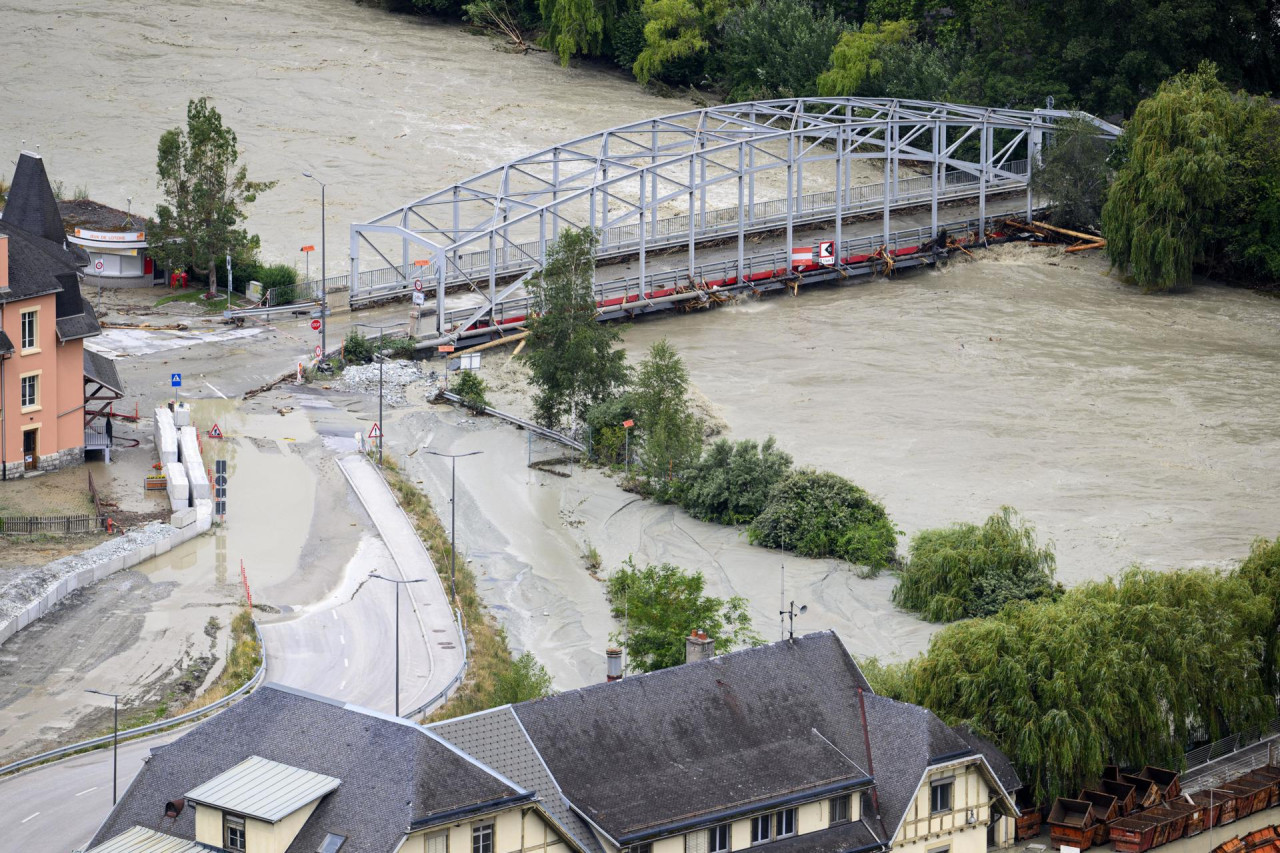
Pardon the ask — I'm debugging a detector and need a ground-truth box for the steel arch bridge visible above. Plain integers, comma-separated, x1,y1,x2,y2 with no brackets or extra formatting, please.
347,98,1121,339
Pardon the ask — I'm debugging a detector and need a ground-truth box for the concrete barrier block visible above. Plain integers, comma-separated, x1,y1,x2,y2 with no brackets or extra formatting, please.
76,567,94,588
57,577,71,597
174,403,191,427
171,508,196,529
107,554,126,574
0,620,15,647
154,536,172,556
137,542,157,563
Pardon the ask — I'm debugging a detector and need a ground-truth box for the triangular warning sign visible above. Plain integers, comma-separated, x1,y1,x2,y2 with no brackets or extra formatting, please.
369,423,383,439
208,423,223,439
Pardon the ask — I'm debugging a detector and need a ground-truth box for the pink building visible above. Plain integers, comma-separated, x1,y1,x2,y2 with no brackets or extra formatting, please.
0,152,122,479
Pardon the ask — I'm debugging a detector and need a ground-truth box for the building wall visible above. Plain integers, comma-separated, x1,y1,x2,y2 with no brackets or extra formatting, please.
402,806,570,853
648,794,859,852
891,761,994,853
1,291,84,477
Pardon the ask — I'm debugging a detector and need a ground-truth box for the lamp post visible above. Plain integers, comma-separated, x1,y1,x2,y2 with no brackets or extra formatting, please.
367,573,428,717
424,449,483,604
354,322,406,468
85,689,120,804
301,172,327,359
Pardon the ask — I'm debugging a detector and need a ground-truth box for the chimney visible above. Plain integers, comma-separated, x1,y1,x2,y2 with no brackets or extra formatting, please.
685,629,715,664
606,648,623,682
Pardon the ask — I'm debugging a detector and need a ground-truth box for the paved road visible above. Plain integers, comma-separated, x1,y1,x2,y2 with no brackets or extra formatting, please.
259,455,465,716
0,730,179,852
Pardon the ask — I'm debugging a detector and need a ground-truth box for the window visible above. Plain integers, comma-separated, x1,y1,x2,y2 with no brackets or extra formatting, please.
318,833,348,853
223,813,246,852
708,824,730,853
425,831,447,853
20,310,36,350
931,780,954,814
472,823,493,853
20,374,37,409
775,808,796,839
751,814,772,844
831,795,852,824
631,845,652,853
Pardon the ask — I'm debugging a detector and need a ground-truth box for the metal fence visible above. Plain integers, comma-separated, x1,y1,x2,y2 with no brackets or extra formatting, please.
0,514,105,534
1185,717,1280,770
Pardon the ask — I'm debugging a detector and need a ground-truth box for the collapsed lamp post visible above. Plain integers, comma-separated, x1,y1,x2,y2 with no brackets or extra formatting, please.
85,689,120,804
423,449,483,604
367,573,429,717
301,171,327,359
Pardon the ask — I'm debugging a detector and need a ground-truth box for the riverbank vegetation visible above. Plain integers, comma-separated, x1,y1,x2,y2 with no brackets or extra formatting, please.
864,535,1280,805
893,507,1060,622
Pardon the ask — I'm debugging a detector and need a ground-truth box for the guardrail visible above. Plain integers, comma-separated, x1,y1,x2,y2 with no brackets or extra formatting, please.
406,607,469,720
1185,717,1280,770
436,391,587,453
0,622,267,778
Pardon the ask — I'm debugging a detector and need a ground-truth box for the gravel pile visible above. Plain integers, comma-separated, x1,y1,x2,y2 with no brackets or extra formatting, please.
0,521,177,621
338,361,424,407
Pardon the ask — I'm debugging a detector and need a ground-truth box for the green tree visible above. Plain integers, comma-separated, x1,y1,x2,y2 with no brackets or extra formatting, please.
678,436,793,525
152,98,274,297
453,369,489,412
606,558,760,672
719,0,844,101
748,469,898,571
585,392,639,464
892,507,1060,622
1030,115,1113,230
521,227,629,429
632,0,733,85
492,651,554,704
633,339,702,485
541,0,610,63
867,38,953,100
1238,535,1280,693
816,19,912,96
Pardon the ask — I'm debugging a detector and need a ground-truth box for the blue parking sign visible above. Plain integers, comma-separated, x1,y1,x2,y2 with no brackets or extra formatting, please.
171,373,182,387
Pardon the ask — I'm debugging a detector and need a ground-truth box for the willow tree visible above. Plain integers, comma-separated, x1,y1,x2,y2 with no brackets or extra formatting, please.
541,0,613,64
816,19,912,96
1101,64,1238,292
153,98,274,296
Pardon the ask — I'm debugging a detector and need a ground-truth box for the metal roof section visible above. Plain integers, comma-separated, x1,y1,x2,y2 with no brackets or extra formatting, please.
185,755,341,823
86,825,222,853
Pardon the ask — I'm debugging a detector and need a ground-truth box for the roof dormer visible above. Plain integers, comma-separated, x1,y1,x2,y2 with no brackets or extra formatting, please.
185,756,340,852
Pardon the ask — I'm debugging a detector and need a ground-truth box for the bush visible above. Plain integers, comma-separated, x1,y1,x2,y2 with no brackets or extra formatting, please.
344,330,374,364
719,0,843,101
677,436,793,525
610,9,646,70
491,651,553,704
585,393,638,464
384,336,418,360
258,263,298,305
892,507,1060,622
453,370,489,411
748,469,897,571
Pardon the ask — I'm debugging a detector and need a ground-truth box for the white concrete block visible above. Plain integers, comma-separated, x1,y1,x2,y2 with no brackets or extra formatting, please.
171,507,196,529
154,537,172,556
0,620,15,647
76,568,94,588
173,402,191,427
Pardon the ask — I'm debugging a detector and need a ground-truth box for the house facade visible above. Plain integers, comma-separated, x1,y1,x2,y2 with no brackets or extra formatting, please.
87,633,1021,853
0,152,118,478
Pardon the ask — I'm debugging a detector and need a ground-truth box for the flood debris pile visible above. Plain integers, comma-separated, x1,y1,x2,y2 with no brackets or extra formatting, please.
337,361,432,407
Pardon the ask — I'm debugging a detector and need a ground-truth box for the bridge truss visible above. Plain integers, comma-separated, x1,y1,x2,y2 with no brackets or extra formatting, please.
348,98,1121,337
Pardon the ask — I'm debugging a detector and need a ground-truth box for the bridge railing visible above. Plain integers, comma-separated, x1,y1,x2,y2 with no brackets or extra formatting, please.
340,159,1029,304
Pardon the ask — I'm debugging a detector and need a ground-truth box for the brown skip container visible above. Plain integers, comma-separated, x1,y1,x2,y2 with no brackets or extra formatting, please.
1189,790,1225,830
1101,779,1140,817
1048,798,1097,851
1242,826,1280,852
1141,767,1182,802
1239,766,1280,808
1078,791,1121,845
1212,838,1247,853
1122,774,1163,810
1219,777,1271,818
1108,815,1160,853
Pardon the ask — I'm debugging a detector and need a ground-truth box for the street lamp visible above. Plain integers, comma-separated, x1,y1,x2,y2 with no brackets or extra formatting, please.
301,172,327,360
367,573,429,717
423,449,483,604
354,322,406,468
85,689,120,804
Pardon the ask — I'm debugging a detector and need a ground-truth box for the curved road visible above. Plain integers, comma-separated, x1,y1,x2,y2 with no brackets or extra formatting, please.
0,455,464,853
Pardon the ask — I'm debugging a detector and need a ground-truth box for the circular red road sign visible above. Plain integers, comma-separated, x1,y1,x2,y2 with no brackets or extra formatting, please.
311,319,322,331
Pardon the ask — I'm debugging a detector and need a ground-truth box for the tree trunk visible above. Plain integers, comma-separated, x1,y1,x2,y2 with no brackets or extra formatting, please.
208,257,218,297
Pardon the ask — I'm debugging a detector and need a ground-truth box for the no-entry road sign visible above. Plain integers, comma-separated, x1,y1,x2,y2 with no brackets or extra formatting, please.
314,345,322,359
310,319,322,331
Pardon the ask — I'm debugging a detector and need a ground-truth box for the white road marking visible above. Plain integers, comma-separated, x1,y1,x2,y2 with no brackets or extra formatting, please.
331,611,337,620
339,635,345,645
344,657,349,668
21,812,39,823
74,787,98,797
205,381,227,399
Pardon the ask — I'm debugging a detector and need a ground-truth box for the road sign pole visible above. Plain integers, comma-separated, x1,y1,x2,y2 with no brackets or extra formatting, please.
378,355,384,468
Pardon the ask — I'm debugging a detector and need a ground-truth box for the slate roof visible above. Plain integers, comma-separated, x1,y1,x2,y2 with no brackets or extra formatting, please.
430,706,606,853
0,219,76,303
90,684,524,853
765,819,882,853
56,295,102,341
85,348,125,395
2,153,65,244
951,724,1022,794
510,632,876,843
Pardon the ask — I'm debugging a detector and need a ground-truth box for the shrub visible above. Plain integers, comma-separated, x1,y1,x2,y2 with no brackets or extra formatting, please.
677,436,793,525
584,393,638,464
892,507,1060,622
385,336,418,360
258,263,298,305
453,369,489,412
748,469,897,570
344,330,374,364
491,651,553,704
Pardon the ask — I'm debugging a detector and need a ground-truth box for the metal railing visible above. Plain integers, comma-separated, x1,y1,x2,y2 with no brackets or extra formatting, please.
0,623,266,778
436,391,587,453
1185,717,1280,770
335,160,1030,304
406,607,470,720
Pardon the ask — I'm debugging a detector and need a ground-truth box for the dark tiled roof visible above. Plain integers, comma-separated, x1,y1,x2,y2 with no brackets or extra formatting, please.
952,724,1022,794
57,295,101,341
766,819,881,853
90,684,523,853
58,199,154,234
1,153,65,244
85,348,124,395
0,220,75,303
0,330,11,356
512,632,875,841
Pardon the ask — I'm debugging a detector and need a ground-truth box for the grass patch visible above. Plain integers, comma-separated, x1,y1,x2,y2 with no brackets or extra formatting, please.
155,289,251,311
381,456,551,720
175,608,261,714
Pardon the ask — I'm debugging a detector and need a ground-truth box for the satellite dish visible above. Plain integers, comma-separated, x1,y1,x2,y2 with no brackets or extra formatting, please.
799,605,808,615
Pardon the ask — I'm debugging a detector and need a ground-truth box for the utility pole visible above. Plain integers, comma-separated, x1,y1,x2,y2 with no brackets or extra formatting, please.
354,322,405,468
424,449,483,603
303,172,327,358
85,689,120,804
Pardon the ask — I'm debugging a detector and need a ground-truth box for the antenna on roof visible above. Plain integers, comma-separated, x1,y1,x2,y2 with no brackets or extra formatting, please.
780,600,807,641
779,532,787,641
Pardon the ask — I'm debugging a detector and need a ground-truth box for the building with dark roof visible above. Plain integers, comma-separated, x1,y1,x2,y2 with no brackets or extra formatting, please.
0,151,122,477
88,633,1020,853
60,198,162,282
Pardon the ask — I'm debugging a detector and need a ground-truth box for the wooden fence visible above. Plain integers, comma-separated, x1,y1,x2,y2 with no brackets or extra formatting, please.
0,514,106,534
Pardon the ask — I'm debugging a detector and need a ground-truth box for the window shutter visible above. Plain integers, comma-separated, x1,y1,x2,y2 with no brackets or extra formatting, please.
426,831,448,853
686,831,709,853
